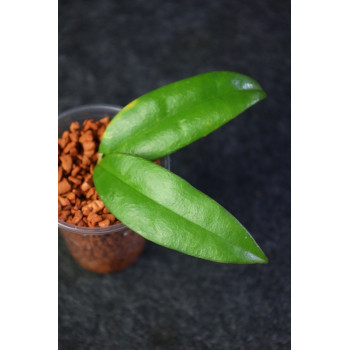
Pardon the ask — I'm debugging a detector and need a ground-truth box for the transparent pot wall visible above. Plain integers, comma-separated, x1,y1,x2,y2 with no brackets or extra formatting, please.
58,105,170,273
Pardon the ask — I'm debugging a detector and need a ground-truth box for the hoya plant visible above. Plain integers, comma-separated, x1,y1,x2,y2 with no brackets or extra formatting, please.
93,71,268,264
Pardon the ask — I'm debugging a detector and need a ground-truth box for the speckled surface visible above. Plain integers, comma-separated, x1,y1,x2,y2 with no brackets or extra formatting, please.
59,0,290,349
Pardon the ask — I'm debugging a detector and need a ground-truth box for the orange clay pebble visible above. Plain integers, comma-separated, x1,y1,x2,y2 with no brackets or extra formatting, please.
58,196,71,207
68,176,82,186
102,214,116,224
97,125,106,141
99,117,110,126
70,121,80,132
71,165,80,177
63,141,77,154
82,154,91,166
65,192,76,203
102,207,110,214
58,178,71,195
98,219,110,227
58,138,67,149
69,132,79,143
79,130,94,143
87,212,102,226
91,200,104,213
82,141,96,158
59,210,70,221
71,211,83,225
86,187,95,199
60,154,73,173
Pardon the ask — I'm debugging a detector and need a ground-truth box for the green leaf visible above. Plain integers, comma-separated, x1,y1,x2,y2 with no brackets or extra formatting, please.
99,71,266,160
93,153,268,264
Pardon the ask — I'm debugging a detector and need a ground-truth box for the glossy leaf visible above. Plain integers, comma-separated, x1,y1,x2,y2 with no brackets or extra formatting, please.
93,153,268,264
99,71,266,160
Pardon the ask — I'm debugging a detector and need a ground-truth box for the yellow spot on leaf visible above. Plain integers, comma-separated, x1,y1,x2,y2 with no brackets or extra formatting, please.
124,99,137,110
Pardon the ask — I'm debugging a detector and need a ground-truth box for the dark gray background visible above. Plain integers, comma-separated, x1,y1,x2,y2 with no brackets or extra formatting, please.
59,0,290,349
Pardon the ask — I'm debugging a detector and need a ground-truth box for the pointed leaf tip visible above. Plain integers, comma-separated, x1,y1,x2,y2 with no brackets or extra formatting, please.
93,153,268,264
99,71,266,159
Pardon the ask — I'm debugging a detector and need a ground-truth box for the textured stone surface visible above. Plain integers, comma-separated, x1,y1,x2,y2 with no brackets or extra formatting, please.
59,0,290,348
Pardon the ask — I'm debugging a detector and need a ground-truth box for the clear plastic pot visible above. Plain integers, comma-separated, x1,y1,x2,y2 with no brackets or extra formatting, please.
58,104,170,273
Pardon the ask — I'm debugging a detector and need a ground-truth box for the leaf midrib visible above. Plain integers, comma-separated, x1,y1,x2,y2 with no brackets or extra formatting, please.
99,162,252,257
